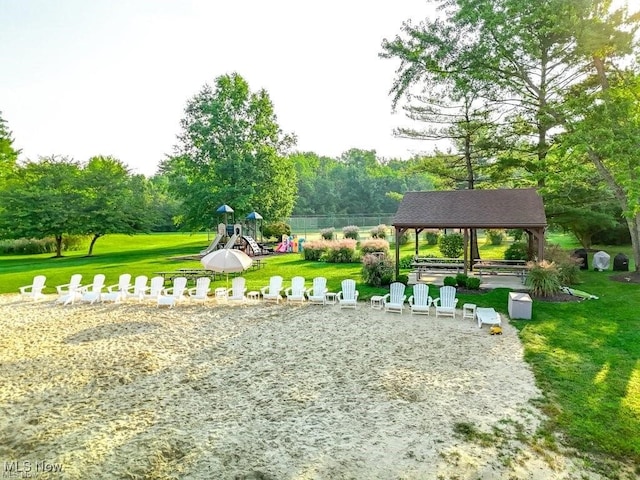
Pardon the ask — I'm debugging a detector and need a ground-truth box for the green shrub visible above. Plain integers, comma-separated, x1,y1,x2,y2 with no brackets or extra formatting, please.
262,222,291,241
507,228,524,241
320,227,335,240
424,231,440,245
342,225,360,240
395,231,410,245
466,277,481,290
545,243,582,285
525,260,562,297
438,233,464,258
370,224,388,239
396,274,409,285
0,236,86,255
504,242,529,261
443,276,458,287
591,221,632,245
361,253,394,287
399,255,414,269
455,273,468,288
0,238,51,255
485,229,505,246
63,235,87,251
360,238,390,255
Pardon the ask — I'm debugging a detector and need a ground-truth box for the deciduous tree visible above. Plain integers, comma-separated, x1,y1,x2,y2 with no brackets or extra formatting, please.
0,156,84,256
79,156,153,255
161,73,297,229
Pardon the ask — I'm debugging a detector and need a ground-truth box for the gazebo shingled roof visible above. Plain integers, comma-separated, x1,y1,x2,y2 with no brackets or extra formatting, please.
391,188,547,277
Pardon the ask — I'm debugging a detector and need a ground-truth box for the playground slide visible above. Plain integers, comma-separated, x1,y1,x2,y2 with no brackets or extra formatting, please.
242,236,263,256
223,233,238,249
200,233,223,255
275,242,288,253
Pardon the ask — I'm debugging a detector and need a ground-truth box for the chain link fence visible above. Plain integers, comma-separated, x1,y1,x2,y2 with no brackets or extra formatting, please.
286,214,395,237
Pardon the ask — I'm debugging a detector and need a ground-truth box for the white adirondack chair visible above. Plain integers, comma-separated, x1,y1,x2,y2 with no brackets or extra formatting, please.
56,274,83,305
306,276,328,305
80,274,106,304
226,277,247,302
383,281,406,314
144,276,165,302
101,273,132,303
285,276,306,303
158,277,188,308
338,279,359,309
261,275,283,303
125,275,148,302
433,286,459,318
408,283,432,315
19,275,47,301
188,277,211,303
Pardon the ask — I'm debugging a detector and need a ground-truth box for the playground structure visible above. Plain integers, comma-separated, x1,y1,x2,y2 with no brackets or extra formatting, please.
200,222,267,256
200,223,227,255
199,205,304,257
274,234,303,253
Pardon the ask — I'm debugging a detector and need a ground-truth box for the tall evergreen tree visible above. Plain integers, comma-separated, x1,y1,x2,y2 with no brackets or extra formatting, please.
0,111,19,186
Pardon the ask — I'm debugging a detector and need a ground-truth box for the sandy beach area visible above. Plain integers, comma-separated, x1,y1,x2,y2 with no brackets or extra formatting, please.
0,294,603,479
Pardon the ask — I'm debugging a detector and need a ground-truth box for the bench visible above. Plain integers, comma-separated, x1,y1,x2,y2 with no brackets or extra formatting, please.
154,269,219,284
411,257,466,279
473,259,529,283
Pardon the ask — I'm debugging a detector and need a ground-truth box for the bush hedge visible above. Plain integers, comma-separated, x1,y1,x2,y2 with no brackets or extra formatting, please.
362,253,394,286
0,236,86,255
360,238,390,255
438,233,464,258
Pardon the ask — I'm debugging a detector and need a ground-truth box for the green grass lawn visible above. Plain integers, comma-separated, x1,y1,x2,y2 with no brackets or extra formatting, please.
1,232,639,474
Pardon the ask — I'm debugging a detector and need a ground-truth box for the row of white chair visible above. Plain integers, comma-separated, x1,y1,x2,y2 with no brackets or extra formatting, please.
382,283,459,317
19,275,458,314
53,273,167,306
156,275,360,308
19,274,220,307
257,276,359,307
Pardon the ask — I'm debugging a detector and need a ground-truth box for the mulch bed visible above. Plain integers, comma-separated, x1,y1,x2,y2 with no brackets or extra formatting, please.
456,287,582,303
610,271,640,284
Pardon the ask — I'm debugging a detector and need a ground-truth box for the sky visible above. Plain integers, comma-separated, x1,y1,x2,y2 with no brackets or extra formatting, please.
0,0,442,176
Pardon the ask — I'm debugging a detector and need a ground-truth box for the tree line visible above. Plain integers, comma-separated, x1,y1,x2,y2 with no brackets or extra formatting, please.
380,0,639,268
0,0,638,268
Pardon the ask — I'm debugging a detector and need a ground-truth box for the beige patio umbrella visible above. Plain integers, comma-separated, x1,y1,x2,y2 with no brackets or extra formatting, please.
200,248,253,286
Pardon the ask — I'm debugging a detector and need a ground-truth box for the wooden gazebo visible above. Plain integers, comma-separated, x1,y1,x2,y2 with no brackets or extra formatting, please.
391,189,547,278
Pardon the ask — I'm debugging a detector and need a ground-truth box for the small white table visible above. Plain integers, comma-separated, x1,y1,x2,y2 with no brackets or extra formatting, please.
476,307,501,328
247,291,260,301
463,303,477,320
370,295,384,310
215,287,228,302
324,292,338,305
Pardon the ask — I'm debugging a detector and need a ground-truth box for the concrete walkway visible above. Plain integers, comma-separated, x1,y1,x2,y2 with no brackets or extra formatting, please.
413,272,528,290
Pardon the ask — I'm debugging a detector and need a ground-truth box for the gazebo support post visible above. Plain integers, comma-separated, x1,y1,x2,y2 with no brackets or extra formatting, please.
414,228,424,257
463,228,469,275
395,227,408,280
524,228,545,261
534,228,545,260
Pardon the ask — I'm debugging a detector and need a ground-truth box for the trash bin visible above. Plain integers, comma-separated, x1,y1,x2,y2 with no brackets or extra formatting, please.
613,253,629,271
573,248,589,270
